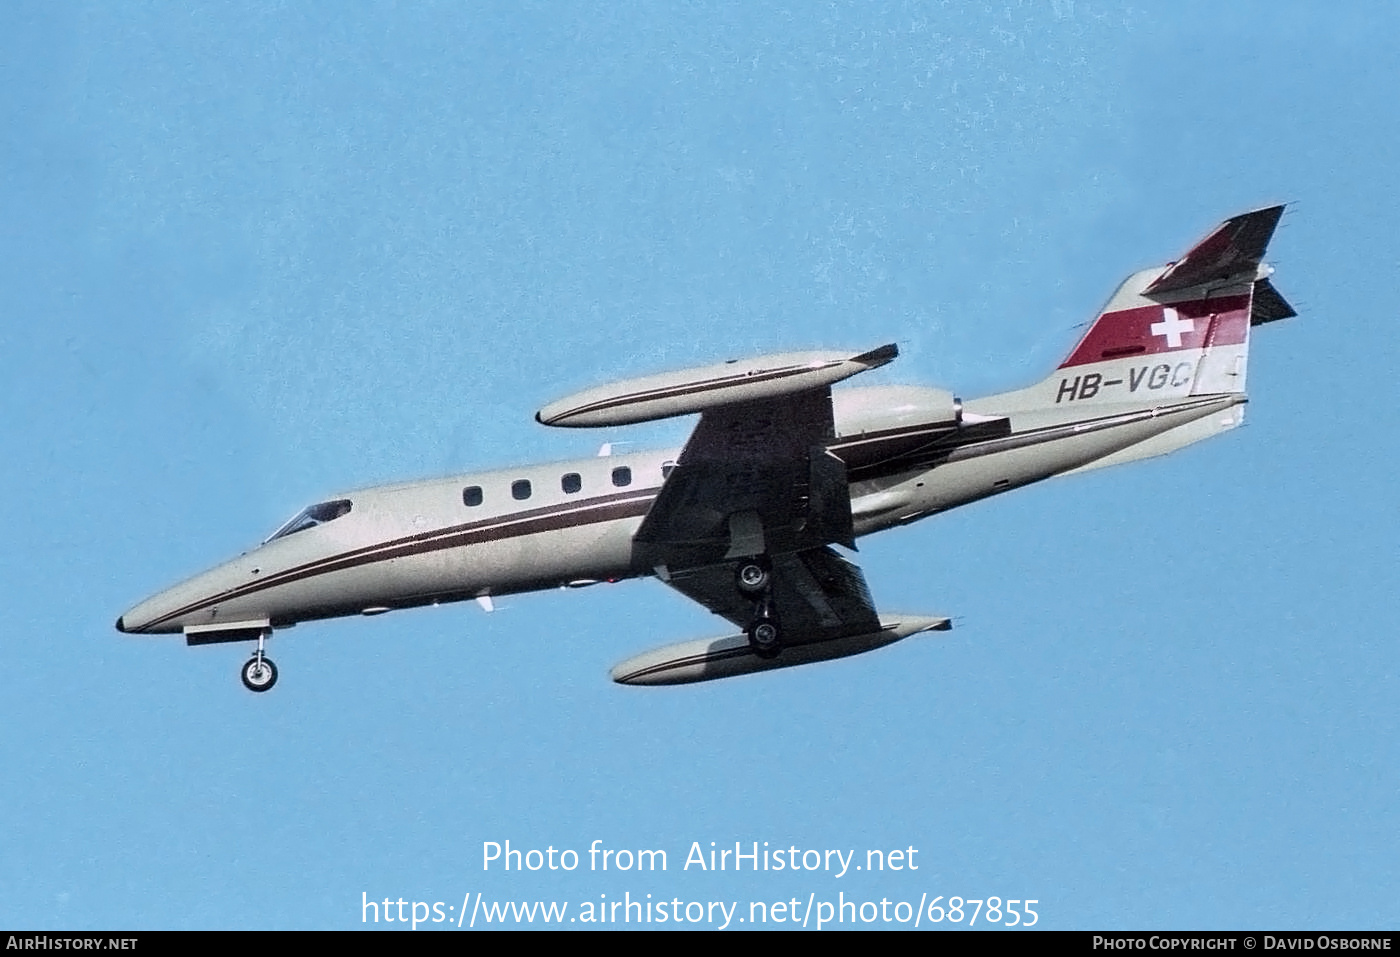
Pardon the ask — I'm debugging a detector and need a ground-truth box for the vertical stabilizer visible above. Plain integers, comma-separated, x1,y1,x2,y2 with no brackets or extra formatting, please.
1011,206,1291,413
981,206,1296,475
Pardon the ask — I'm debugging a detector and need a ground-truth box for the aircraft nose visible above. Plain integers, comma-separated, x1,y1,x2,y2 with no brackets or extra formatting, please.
117,555,266,636
115,590,188,635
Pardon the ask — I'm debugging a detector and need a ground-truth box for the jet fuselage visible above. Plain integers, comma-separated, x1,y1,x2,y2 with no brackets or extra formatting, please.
117,383,1242,637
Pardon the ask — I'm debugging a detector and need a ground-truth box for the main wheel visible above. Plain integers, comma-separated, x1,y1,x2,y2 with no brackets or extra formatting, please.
747,618,782,659
241,655,278,693
735,560,771,595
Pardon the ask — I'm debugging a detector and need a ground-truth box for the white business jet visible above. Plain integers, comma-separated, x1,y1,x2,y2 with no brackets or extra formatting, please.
117,207,1294,692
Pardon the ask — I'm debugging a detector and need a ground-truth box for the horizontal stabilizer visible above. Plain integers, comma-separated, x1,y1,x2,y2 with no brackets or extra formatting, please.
1250,277,1297,325
537,345,898,428
1145,205,1285,295
849,342,900,367
611,614,950,686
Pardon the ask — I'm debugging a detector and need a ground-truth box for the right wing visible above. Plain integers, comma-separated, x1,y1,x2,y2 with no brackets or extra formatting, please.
661,546,881,647
632,388,857,566
621,347,899,645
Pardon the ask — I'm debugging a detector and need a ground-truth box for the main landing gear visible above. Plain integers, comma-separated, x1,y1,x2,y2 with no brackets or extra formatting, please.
735,559,771,595
738,557,782,659
746,606,781,659
240,631,278,693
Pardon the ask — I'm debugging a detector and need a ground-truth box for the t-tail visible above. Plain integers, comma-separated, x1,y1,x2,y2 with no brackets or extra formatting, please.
979,206,1296,472
1047,205,1295,409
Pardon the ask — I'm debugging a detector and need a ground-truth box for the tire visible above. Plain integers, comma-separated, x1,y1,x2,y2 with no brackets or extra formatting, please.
747,618,781,659
241,655,278,693
735,560,771,595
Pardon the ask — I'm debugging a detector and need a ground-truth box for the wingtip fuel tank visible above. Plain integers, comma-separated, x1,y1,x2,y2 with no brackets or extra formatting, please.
610,614,951,686
536,344,898,428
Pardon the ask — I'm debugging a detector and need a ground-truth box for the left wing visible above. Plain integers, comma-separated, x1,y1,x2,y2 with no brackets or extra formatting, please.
624,345,898,568
628,348,897,652
633,389,856,567
540,343,900,655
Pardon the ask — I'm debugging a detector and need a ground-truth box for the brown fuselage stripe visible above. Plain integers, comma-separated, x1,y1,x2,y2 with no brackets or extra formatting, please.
144,488,661,630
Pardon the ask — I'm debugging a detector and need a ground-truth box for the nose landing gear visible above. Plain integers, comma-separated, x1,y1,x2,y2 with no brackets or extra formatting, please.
240,631,278,693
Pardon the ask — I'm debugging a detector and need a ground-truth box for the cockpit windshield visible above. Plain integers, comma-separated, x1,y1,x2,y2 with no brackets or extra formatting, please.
265,499,353,543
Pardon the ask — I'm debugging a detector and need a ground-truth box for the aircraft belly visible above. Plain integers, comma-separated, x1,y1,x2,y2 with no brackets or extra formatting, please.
851,397,1240,533
1061,403,1246,476
480,516,640,594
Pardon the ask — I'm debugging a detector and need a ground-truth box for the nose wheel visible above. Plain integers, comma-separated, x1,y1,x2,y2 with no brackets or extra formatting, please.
241,654,278,692
240,631,278,693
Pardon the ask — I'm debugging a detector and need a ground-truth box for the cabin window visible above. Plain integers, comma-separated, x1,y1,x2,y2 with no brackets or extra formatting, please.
512,479,532,500
561,472,582,494
463,486,483,507
266,499,352,542
611,466,632,488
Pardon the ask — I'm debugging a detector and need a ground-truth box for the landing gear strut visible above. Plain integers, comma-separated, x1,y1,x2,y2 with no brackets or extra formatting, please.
240,631,278,693
741,563,782,659
735,554,782,658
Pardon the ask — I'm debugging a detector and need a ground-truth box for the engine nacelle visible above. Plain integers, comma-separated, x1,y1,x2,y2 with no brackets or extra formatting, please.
831,384,962,436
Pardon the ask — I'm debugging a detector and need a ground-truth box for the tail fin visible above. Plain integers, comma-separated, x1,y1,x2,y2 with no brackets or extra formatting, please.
1047,205,1293,409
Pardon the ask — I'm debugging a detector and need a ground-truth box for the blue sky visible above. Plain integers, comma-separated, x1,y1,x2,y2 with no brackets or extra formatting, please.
2,1,1396,930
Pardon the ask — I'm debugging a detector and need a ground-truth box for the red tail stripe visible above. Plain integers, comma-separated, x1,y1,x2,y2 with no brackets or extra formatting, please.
1059,294,1249,369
